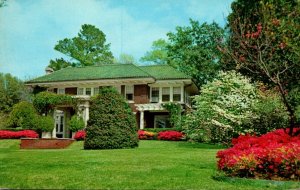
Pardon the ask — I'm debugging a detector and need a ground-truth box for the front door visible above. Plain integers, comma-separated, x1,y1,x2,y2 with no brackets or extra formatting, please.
55,111,64,138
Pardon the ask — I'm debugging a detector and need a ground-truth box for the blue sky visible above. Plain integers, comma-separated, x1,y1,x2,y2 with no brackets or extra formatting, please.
0,0,233,80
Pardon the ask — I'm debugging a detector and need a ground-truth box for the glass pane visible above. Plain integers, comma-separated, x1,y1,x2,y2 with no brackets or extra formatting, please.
77,88,84,95
58,88,65,95
173,87,181,94
125,85,134,93
162,87,170,94
162,95,170,102
173,94,181,102
94,87,99,95
86,88,91,95
151,87,159,103
126,94,133,101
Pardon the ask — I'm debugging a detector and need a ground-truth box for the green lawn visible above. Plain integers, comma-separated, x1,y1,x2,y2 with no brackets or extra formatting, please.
0,140,299,190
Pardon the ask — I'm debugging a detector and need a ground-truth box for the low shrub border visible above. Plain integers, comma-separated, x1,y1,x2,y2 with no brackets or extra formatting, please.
217,128,300,181
0,130,39,139
138,130,184,141
138,130,156,140
158,130,184,141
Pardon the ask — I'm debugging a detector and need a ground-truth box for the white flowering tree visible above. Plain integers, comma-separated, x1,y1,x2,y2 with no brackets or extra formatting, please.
184,71,258,143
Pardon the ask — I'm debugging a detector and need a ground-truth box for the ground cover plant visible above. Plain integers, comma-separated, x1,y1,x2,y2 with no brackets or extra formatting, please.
0,140,299,189
217,128,300,181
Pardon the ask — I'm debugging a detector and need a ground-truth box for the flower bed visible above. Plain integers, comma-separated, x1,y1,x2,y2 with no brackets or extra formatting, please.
217,128,300,181
0,130,39,139
74,130,86,141
138,130,156,140
157,130,184,141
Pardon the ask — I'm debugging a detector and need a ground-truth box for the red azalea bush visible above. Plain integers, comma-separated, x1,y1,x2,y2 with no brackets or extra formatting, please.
157,130,184,141
0,130,39,139
74,130,86,141
138,130,156,140
217,128,300,180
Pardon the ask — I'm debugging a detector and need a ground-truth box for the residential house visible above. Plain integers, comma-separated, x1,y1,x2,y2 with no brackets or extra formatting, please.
26,64,198,138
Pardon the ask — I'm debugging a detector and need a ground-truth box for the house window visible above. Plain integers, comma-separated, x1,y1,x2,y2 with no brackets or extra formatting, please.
58,88,65,95
94,87,99,95
77,88,84,95
173,87,181,102
125,85,134,101
154,115,170,128
162,87,170,102
151,87,159,103
85,88,92,96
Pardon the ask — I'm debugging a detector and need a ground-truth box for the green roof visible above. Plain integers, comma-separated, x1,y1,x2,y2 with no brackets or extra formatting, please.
27,64,191,84
139,65,191,80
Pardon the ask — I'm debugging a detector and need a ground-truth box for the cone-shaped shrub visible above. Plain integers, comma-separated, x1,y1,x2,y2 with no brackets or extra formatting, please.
84,87,138,149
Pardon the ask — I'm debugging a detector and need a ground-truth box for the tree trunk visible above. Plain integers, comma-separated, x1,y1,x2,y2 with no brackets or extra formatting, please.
277,83,295,136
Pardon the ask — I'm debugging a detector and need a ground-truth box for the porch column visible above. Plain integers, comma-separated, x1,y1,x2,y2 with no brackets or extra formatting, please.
84,106,89,127
180,85,184,103
52,111,56,138
139,111,144,129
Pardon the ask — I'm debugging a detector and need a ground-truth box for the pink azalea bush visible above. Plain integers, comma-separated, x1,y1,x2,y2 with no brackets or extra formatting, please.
74,130,86,141
0,130,39,139
217,128,300,180
157,130,184,141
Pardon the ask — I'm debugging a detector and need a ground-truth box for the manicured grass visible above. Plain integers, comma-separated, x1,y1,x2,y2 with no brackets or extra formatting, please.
0,140,299,189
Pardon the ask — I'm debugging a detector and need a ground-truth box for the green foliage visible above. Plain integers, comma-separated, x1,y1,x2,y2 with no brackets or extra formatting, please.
114,53,136,64
162,103,182,129
69,115,85,132
251,87,289,134
184,71,290,143
184,71,258,143
33,91,75,115
35,116,54,132
48,58,73,71
144,128,182,133
0,73,29,113
84,87,138,149
166,20,225,88
7,101,38,130
49,24,114,70
140,39,169,65
0,112,9,129
224,0,300,134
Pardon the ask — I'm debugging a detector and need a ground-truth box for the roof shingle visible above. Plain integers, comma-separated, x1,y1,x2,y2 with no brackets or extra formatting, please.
27,64,191,83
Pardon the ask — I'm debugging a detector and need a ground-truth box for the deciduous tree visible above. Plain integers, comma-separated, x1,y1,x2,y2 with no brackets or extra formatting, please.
49,24,114,70
223,0,300,135
166,20,225,88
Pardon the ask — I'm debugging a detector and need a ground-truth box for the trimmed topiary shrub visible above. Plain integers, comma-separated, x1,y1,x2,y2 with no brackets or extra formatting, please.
34,116,54,133
84,87,138,149
69,115,85,132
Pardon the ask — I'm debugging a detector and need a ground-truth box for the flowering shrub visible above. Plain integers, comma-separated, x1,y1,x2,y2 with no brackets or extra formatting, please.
217,128,300,180
0,130,39,139
74,130,86,141
138,130,156,140
158,130,184,141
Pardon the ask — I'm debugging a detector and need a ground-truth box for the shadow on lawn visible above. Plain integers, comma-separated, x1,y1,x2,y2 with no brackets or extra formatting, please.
177,141,225,149
212,174,300,190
